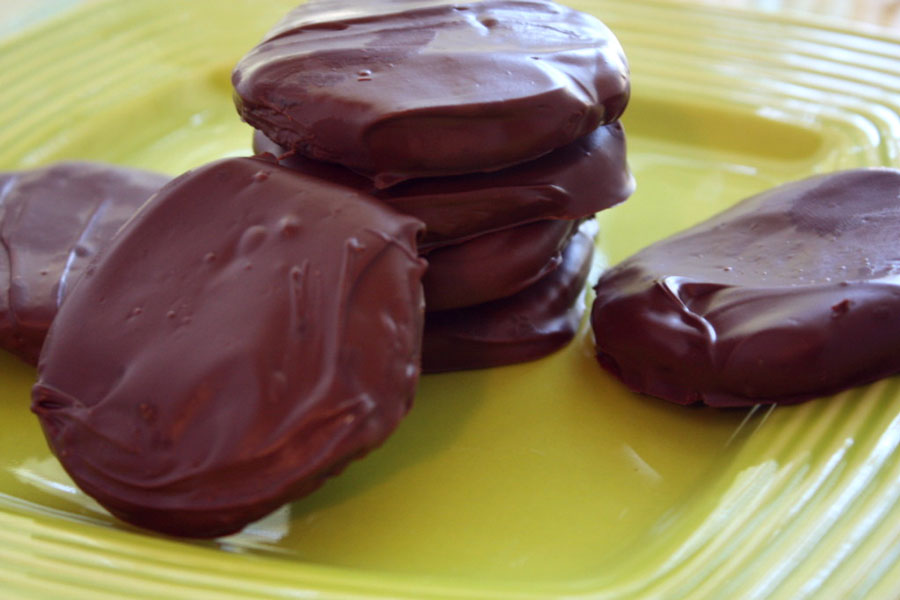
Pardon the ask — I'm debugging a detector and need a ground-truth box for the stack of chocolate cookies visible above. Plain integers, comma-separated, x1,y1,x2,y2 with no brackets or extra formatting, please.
19,0,640,540
234,0,634,371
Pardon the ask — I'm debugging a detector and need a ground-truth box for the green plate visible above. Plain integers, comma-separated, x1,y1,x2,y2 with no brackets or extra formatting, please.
1,1,899,598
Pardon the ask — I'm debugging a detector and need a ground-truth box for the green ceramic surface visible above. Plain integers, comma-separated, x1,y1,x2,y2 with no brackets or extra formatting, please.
0,1,899,598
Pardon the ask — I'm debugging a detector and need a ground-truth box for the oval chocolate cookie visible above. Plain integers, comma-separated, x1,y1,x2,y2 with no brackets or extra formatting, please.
254,122,633,249
0,162,168,364
234,0,630,187
32,156,425,537
423,218,579,311
591,168,900,407
424,219,596,372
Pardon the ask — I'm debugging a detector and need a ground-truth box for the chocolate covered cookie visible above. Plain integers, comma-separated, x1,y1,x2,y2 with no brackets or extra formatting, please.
424,218,579,311
424,219,596,372
254,122,633,248
33,156,426,537
591,168,900,407
0,162,168,364
235,0,630,187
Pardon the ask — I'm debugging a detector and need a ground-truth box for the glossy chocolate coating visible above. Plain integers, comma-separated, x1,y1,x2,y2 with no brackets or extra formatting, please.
424,218,579,311
32,156,426,538
423,220,596,373
0,162,168,364
234,0,630,188
591,168,900,407
253,122,633,248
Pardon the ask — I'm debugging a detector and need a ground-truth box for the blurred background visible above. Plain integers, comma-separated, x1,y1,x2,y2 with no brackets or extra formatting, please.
0,0,898,34
686,0,900,29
